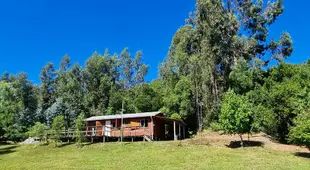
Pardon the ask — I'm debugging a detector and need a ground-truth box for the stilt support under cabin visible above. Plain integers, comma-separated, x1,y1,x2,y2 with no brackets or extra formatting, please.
174,121,177,141
178,123,181,140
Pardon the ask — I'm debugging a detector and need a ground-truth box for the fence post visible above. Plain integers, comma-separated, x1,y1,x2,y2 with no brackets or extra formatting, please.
174,121,177,141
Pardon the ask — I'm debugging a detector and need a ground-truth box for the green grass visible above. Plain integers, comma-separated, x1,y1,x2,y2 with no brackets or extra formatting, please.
0,142,309,170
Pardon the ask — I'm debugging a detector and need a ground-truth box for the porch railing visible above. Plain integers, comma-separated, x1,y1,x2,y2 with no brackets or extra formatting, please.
84,125,151,137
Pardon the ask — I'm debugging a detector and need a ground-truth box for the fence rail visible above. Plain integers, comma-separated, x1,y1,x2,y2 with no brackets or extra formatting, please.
55,125,151,138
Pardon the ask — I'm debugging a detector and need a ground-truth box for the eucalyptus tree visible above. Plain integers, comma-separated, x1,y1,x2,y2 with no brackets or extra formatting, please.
160,0,293,131
40,62,57,116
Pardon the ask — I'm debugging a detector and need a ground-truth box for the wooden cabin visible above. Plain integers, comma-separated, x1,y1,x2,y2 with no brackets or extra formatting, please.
85,111,186,141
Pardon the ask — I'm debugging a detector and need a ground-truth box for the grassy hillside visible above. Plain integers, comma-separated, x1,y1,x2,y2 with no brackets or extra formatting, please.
0,141,309,170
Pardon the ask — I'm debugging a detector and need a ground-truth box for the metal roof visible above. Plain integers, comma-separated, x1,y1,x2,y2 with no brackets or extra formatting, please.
85,111,162,121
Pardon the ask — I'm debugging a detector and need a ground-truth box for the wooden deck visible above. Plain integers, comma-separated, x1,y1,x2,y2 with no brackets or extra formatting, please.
85,125,152,138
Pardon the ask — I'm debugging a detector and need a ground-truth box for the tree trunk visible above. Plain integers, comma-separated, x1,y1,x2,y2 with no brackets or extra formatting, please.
195,77,202,132
234,56,238,66
239,134,244,148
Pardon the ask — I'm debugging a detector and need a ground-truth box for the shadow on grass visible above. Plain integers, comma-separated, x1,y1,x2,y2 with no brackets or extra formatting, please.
226,140,264,149
73,142,96,148
0,145,18,155
120,142,133,146
57,142,75,148
82,142,94,146
0,141,8,145
294,152,310,159
187,138,210,146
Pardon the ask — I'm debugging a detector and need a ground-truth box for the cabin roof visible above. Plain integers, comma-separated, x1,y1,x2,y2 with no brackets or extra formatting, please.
85,111,162,121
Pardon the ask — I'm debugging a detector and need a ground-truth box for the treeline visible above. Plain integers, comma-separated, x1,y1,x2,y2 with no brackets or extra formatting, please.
0,48,163,141
0,0,309,148
158,0,308,148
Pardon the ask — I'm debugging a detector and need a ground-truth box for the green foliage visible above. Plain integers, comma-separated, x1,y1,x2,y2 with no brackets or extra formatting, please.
40,62,57,113
83,51,115,115
160,0,292,132
0,81,23,141
75,113,85,148
133,84,162,112
259,63,310,142
209,122,221,131
219,90,253,146
289,111,310,149
27,122,48,143
0,0,303,148
4,125,26,142
170,113,181,120
0,47,150,143
51,116,65,147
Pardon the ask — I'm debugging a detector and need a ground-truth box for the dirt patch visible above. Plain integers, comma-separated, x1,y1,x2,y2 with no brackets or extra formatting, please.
184,131,310,153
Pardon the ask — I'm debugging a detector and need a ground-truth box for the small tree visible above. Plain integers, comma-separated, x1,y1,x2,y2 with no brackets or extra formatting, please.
75,113,85,148
171,113,181,120
289,111,310,150
219,90,253,147
51,115,65,147
28,122,48,144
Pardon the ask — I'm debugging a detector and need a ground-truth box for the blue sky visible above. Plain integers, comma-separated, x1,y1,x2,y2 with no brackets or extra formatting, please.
0,0,309,84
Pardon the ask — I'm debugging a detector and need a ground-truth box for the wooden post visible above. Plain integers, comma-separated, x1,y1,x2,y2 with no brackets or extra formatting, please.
91,127,94,143
183,126,185,139
86,126,88,136
151,116,154,140
121,100,124,142
178,123,181,140
103,136,105,143
173,121,177,141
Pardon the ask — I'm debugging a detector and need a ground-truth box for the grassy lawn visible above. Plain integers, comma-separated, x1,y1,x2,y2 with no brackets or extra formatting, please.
0,141,309,170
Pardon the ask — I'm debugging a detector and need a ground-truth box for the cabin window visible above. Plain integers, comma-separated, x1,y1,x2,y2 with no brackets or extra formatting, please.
124,119,130,124
112,121,116,128
88,121,96,127
140,119,148,127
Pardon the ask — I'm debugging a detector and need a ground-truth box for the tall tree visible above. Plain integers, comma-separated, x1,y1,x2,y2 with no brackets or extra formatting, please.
13,73,38,130
1,71,9,82
0,81,22,141
40,62,57,116
160,0,293,131
133,51,149,85
56,55,84,128
84,51,114,116
119,48,133,88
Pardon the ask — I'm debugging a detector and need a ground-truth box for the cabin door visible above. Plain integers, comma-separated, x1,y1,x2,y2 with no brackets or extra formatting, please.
105,120,111,136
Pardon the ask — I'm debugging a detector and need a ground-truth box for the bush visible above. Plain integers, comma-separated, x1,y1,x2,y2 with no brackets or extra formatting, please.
209,122,221,131
171,113,181,120
4,124,26,142
219,90,254,147
51,116,65,147
75,113,85,148
289,111,310,150
27,122,48,143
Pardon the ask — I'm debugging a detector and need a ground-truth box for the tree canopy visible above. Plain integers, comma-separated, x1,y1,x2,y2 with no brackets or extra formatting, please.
0,0,308,149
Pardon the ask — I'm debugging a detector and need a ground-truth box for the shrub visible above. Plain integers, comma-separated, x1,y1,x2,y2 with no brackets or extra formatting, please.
27,122,48,143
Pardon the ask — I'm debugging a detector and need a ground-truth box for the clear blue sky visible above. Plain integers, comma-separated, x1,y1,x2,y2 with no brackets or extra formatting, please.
0,0,309,84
